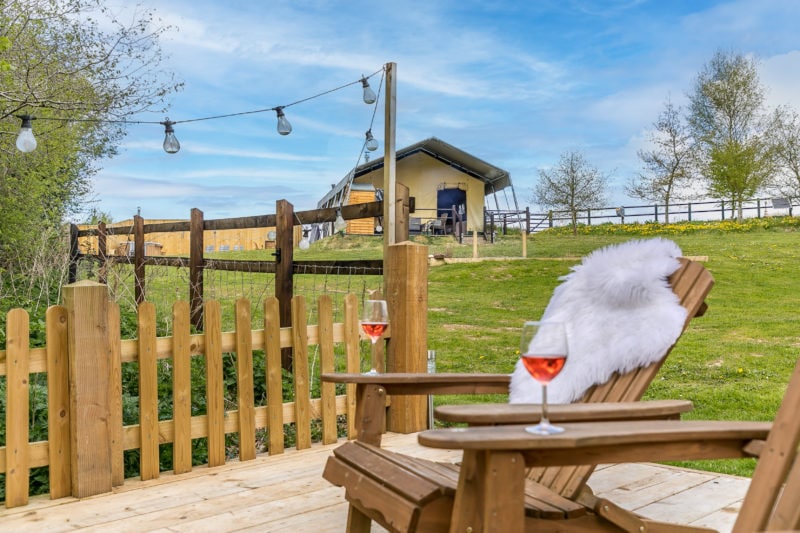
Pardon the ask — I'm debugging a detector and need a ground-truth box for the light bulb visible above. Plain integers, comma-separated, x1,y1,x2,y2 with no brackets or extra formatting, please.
361,77,376,104
334,209,347,234
15,115,37,153
161,118,180,154
365,130,379,152
276,107,292,135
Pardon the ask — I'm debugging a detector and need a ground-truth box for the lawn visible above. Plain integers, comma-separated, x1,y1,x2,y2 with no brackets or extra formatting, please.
424,219,800,477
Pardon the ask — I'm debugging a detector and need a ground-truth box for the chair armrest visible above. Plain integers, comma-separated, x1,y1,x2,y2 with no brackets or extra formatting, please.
321,372,510,396
434,399,694,425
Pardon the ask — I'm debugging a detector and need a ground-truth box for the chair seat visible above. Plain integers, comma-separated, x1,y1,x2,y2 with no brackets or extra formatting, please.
323,441,587,532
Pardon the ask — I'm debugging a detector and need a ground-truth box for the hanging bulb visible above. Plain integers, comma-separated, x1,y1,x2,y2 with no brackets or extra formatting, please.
361,77,377,104
275,107,292,135
334,208,347,234
365,130,379,152
161,118,180,154
15,115,37,153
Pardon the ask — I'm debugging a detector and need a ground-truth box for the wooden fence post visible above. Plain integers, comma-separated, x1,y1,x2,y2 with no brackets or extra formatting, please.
275,199,295,371
189,208,204,330
98,221,107,285
62,280,113,498
384,241,428,433
134,215,145,305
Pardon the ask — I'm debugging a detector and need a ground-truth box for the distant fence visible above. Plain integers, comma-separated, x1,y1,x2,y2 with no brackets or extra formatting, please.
485,197,797,234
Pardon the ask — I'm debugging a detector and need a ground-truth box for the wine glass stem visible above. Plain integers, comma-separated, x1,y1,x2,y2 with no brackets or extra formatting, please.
541,384,551,426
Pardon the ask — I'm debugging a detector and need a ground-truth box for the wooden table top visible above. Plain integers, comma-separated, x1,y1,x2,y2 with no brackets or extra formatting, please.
418,419,771,467
320,372,511,395
434,399,694,424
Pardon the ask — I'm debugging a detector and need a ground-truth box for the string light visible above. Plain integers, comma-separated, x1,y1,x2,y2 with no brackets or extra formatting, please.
160,118,180,154
275,107,292,136
15,115,37,153
365,129,379,152
360,77,377,104
10,67,384,153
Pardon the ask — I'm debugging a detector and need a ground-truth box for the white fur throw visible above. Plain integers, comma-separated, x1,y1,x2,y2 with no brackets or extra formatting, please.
509,237,687,404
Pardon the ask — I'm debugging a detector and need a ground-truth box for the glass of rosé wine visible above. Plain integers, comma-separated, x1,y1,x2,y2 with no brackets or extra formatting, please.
360,299,389,374
520,321,568,435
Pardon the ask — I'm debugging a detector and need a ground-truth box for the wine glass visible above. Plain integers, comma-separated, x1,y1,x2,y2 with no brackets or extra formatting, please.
361,299,389,374
519,321,568,435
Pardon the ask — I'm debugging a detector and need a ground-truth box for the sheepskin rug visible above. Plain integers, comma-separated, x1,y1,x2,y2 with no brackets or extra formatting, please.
508,237,687,404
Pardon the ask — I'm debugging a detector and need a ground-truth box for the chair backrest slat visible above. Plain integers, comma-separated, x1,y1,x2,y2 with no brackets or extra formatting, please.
533,258,714,499
735,357,800,532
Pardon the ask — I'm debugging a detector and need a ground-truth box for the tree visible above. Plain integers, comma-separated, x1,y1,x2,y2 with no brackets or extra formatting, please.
771,106,800,199
533,150,608,235
687,50,775,220
627,98,697,223
0,0,182,266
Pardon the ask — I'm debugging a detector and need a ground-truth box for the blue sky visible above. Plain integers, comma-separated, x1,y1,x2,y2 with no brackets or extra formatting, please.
89,0,800,222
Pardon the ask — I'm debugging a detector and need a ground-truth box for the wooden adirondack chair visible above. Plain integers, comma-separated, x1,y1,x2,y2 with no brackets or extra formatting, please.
323,257,715,532
418,354,800,533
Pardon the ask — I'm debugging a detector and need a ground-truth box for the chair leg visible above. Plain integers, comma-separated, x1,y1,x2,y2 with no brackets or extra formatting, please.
346,504,372,533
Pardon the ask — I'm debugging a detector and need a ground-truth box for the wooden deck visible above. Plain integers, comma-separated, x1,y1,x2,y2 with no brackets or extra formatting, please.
0,432,749,532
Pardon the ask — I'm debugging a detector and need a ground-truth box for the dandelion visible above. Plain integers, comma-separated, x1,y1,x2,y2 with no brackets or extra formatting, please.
738,368,744,373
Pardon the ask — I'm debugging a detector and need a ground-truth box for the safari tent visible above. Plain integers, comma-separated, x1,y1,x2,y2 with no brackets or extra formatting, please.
317,137,517,235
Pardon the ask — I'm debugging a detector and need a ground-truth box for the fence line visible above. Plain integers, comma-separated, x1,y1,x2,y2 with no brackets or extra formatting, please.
484,196,797,234
0,291,368,507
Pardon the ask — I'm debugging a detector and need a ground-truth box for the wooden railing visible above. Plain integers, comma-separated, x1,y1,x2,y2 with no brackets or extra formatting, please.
0,287,385,509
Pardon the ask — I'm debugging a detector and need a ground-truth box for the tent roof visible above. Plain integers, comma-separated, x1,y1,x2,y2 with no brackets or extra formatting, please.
318,137,512,207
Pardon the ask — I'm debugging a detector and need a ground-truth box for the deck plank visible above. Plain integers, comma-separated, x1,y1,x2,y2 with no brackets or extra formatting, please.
0,433,749,533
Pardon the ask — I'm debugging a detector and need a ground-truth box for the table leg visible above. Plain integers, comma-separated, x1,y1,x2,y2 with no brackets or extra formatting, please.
449,449,526,533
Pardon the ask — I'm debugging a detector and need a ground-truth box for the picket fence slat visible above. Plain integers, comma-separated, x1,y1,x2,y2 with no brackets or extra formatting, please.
6,308,30,508
265,297,285,455
344,293,360,438
138,302,160,481
292,296,312,450
319,295,337,445
235,299,257,461
108,302,124,486
46,305,71,498
172,301,193,475
204,300,226,467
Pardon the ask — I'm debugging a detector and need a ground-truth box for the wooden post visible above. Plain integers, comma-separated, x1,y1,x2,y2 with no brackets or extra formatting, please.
189,208,205,331
395,182,410,242
473,230,478,258
523,207,529,258
133,215,145,305
98,221,107,285
383,61,397,253
384,242,428,433
275,199,295,371
68,224,79,284
62,281,113,498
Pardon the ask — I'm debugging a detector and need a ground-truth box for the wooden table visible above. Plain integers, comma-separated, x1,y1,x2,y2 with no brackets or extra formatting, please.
418,420,771,533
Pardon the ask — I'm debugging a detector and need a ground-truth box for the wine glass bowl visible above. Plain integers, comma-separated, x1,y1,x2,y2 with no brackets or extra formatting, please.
361,299,389,374
520,321,568,435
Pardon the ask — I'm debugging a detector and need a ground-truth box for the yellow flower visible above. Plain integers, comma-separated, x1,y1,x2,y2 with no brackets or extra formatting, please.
738,368,744,373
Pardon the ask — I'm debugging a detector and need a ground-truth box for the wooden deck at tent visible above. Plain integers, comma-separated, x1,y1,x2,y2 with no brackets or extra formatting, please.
0,431,749,533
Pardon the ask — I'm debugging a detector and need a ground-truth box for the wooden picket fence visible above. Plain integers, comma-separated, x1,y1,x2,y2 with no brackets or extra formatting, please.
0,286,377,509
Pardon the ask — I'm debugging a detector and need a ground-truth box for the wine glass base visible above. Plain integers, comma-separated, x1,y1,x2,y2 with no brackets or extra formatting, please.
524,423,565,435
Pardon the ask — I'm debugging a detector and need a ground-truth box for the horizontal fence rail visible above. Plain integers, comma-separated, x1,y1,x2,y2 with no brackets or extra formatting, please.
524,194,798,233
0,289,386,508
